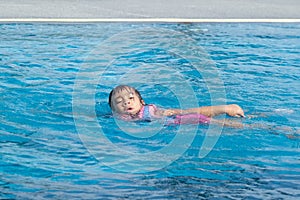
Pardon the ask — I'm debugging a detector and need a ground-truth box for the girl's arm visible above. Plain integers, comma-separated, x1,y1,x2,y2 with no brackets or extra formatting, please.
163,104,245,118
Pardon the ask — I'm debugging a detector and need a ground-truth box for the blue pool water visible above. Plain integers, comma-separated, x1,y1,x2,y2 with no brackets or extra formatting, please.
1,23,299,199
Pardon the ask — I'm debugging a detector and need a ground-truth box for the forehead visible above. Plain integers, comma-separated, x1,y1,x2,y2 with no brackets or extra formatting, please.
112,87,135,98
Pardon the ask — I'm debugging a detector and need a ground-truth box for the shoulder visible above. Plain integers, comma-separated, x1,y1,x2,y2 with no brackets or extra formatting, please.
147,104,164,118
147,104,158,111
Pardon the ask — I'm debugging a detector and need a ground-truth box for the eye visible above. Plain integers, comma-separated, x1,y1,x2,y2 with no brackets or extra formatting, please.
129,93,134,100
115,98,123,104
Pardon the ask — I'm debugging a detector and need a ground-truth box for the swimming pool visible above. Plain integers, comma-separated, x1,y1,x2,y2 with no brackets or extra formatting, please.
1,23,299,199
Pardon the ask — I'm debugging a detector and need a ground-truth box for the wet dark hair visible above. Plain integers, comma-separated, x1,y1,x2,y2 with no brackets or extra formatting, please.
108,85,143,109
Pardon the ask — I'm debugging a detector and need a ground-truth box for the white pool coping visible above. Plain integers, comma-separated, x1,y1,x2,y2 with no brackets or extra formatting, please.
1,0,300,22
1,18,300,23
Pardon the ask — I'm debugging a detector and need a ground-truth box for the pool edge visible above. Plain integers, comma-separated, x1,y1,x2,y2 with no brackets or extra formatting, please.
1,18,300,23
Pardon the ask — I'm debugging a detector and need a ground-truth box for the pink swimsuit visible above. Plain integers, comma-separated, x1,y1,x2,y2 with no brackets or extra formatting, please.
164,112,210,125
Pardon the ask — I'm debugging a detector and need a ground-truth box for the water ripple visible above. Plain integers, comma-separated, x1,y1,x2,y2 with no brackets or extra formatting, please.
0,23,299,199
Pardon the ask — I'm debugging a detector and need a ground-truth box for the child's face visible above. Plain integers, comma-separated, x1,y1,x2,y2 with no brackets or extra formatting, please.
111,88,144,115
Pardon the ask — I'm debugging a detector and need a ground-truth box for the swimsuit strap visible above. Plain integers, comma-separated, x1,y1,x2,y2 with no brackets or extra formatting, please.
141,105,152,121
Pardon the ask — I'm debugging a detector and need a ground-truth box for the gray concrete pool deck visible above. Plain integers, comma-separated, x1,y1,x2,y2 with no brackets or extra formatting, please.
0,0,300,22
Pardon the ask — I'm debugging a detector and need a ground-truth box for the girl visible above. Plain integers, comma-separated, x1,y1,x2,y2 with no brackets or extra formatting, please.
108,85,245,127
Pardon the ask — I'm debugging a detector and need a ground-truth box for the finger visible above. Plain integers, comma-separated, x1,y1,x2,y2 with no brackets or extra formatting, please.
240,111,245,117
235,113,245,118
239,113,245,118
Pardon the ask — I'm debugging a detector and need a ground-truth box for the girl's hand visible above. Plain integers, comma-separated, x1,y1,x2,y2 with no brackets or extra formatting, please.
225,104,245,118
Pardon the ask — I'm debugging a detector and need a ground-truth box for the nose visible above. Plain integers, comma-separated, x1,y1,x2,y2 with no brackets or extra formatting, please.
124,100,131,106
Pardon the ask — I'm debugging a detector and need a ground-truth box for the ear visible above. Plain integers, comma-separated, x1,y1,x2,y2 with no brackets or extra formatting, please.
141,99,145,105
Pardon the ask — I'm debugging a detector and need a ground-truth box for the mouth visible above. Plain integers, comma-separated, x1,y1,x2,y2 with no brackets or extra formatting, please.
126,107,133,112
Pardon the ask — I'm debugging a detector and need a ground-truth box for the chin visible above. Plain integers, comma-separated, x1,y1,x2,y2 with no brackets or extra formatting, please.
128,110,138,115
